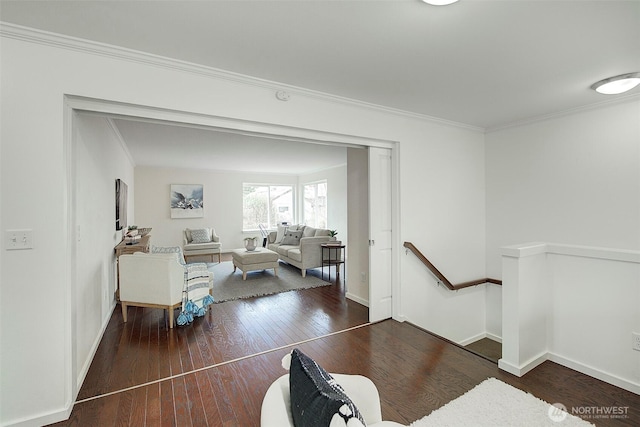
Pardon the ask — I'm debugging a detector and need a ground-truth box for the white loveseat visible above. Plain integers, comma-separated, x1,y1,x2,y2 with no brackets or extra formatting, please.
267,225,335,277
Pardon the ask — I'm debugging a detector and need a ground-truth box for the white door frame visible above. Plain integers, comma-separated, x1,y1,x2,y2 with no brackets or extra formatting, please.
63,97,403,360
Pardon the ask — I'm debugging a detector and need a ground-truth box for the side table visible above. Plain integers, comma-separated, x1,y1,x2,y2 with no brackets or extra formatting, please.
321,243,345,283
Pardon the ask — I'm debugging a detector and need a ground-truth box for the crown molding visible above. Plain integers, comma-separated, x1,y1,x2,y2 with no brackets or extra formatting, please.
1,21,483,133
486,92,640,133
106,117,136,167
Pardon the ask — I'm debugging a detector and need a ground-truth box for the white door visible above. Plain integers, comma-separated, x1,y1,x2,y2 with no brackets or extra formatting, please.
368,147,393,322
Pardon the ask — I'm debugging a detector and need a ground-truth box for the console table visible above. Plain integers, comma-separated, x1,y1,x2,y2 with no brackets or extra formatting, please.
321,243,345,283
114,234,151,257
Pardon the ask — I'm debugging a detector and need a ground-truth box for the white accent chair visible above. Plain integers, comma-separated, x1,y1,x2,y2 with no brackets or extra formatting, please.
183,228,222,263
260,373,405,426
118,252,185,328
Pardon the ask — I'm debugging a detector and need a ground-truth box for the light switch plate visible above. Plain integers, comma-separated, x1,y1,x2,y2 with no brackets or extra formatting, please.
6,229,33,250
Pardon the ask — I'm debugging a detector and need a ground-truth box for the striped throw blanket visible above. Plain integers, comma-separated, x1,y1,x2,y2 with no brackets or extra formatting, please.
177,263,214,326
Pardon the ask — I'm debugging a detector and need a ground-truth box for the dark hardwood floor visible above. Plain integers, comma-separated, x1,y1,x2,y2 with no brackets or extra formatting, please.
52,260,639,426
464,337,503,363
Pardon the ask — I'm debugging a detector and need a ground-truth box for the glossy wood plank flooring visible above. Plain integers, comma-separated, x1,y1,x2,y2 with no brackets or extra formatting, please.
53,262,639,426
464,337,502,363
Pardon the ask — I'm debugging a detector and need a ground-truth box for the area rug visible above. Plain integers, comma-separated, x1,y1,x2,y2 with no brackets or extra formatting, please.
207,261,331,303
410,378,594,427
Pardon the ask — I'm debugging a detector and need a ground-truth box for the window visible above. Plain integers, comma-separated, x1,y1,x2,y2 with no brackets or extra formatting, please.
243,184,294,230
303,181,327,228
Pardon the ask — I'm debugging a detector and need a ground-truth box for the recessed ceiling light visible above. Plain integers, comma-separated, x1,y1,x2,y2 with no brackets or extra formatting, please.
422,0,459,5
590,72,640,95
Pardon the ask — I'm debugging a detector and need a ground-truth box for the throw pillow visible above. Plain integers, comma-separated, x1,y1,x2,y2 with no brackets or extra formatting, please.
275,224,288,243
303,226,317,238
281,230,303,246
289,348,366,427
190,228,211,243
288,224,305,234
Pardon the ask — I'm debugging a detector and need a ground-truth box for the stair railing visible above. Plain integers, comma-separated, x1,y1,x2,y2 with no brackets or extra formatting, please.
403,241,502,290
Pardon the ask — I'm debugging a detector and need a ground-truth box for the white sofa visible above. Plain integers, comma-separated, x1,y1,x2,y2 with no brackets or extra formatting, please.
267,225,335,277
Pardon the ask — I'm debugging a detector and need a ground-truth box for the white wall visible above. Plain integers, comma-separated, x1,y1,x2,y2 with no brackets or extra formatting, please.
399,122,488,343
486,99,640,275
1,26,487,425
73,113,135,391
499,243,640,394
485,99,640,339
134,164,348,255
134,166,298,252
548,249,640,393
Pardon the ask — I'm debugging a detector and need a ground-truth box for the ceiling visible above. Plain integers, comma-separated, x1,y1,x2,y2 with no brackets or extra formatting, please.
2,0,639,171
111,118,349,174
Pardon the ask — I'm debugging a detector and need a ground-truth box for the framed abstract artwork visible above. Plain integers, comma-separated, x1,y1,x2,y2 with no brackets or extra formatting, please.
171,184,204,218
115,178,128,230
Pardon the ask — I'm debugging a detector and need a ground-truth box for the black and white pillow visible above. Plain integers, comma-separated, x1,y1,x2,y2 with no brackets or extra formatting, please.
281,230,303,246
289,348,366,427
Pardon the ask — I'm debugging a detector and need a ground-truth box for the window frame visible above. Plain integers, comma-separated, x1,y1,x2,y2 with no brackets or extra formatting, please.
242,183,296,231
302,180,328,229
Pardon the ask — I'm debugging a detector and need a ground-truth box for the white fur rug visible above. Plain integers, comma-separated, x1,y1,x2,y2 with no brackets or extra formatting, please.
410,378,594,427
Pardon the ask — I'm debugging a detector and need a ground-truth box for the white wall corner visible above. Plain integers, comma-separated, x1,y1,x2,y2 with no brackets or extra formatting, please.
346,292,369,307
498,352,548,377
392,314,407,323
458,332,488,347
486,332,502,343
106,117,136,167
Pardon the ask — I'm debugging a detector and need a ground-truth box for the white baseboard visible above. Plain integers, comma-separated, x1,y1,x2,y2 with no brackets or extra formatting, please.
457,332,503,347
498,352,548,377
76,301,117,390
458,332,488,346
7,303,118,427
486,332,502,343
498,350,640,395
3,405,74,427
346,292,368,307
548,353,640,395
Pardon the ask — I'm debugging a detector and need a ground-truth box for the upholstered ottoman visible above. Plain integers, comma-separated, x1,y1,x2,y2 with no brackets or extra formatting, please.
231,248,279,280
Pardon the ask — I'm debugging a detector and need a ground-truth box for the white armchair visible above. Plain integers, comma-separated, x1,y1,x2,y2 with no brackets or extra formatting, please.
261,373,405,427
119,252,185,328
183,228,221,263
119,251,215,328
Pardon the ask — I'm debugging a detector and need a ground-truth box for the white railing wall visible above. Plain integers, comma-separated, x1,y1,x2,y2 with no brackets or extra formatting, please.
499,242,640,394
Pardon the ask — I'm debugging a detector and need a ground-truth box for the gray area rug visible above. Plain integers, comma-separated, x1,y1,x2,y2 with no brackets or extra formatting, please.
207,261,331,303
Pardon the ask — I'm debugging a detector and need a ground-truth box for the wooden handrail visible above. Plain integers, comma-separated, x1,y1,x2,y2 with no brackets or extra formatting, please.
403,242,502,290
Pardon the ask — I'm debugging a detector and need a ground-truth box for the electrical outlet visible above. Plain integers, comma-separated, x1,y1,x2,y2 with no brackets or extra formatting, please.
633,332,640,351
360,272,367,283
